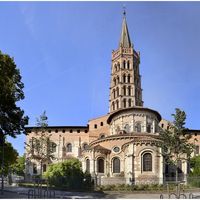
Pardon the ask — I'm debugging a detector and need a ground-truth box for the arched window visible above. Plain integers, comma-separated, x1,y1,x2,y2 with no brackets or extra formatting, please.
123,98,126,108
117,76,120,83
128,99,131,107
113,78,116,86
86,159,90,173
143,153,152,171
123,85,126,96
127,61,130,69
123,60,126,69
97,158,104,173
83,143,89,150
116,87,119,97
114,64,117,72
123,74,126,83
127,74,131,83
128,86,131,96
112,102,115,111
124,124,130,133
66,143,72,152
147,124,151,133
113,89,116,99
116,100,119,109
117,62,120,70
43,164,47,172
51,142,57,153
135,122,141,132
113,157,120,173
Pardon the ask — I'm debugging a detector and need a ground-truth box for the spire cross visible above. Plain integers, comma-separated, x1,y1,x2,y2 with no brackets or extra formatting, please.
123,4,126,16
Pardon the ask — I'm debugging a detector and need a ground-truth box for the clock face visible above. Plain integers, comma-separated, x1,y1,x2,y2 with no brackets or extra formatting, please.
113,146,120,153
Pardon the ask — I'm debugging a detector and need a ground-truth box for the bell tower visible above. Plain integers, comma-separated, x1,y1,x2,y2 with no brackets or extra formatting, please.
109,11,143,113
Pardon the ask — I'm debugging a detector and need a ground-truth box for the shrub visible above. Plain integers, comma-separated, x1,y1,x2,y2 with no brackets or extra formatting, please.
44,158,92,190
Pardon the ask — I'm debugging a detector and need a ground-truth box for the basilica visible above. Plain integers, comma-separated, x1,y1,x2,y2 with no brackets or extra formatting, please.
25,12,200,185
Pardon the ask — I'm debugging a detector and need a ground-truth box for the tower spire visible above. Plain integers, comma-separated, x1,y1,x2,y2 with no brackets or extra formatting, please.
119,8,131,48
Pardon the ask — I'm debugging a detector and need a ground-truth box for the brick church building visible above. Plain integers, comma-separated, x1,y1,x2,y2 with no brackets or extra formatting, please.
25,12,200,185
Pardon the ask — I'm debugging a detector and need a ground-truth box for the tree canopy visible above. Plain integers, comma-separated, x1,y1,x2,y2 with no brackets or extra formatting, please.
0,141,18,175
159,108,194,181
11,155,25,176
0,51,28,138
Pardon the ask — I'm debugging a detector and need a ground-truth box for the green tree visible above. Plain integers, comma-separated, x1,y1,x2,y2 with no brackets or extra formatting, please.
11,155,25,176
159,108,194,182
0,141,18,175
25,111,55,177
0,51,28,193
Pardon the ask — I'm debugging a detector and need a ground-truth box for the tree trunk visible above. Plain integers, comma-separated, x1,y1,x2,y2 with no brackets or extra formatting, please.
1,136,5,195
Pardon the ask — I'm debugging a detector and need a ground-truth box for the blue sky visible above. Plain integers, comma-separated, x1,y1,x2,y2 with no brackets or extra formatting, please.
1,2,200,156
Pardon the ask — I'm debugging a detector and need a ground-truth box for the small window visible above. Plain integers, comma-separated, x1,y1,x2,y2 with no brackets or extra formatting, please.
77,130,80,133
128,86,131,96
143,153,152,172
128,99,131,107
86,159,90,173
62,130,65,133
127,74,130,83
55,130,58,133
123,60,126,69
113,157,120,173
116,100,119,109
51,142,57,153
113,146,120,153
70,130,73,133
43,164,47,172
85,130,88,133
66,143,72,152
48,130,51,133
161,124,164,128
135,122,141,133
123,85,126,96
123,99,126,108
94,124,97,129
127,60,130,69
100,122,103,126
147,124,151,133
97,158,104,173
123,74,126,83
83,143,89,150
124,124,130,133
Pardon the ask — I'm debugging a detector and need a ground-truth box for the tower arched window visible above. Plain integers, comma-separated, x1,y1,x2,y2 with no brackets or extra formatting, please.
86,158,90,173
123,85,126,96
66,143,72,152
114,64,117,72
128,99,131,107
113,89,116,98
51,142,57,153
123,98,126,108
123,60,126,69
135,122,141,132
112,102,115,111
127,74,131,83
142,153,152,172
123,74,126,83
113,78,116,86
127,60,130,69
116,87,119,97
117,62,120,70
113,157,120,173
117,76,120,83
128,86,131,96
116,100,119,109
97,158,104,173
